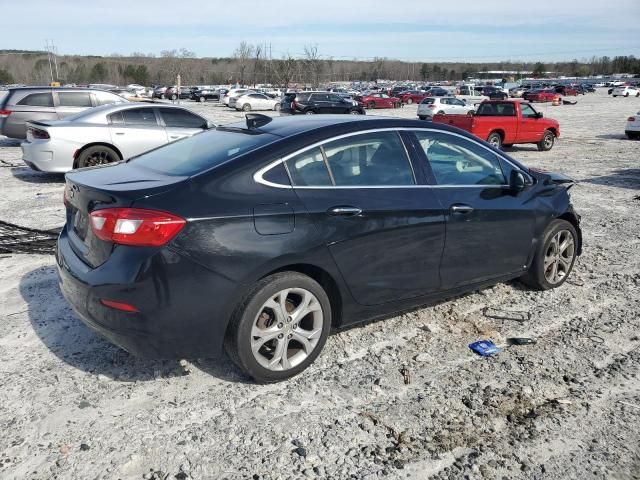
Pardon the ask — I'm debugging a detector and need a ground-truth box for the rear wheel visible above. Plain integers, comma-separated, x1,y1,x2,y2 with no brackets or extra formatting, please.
467,110,474,116
273,103,281,111
225,272,332,383
537,130,555,151
199,96,206,103
350,109,361,115
418,115,427,120
487,131,502,149
242,103,252,112
305,110,316,115
406,98,413,105
76,145,120,169
625,92,629,97
436,110,445,115
520,219,577,290
171,94,177,101
367,102,375,110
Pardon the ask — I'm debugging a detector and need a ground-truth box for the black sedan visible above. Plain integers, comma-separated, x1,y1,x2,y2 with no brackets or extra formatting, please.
57,115,582,382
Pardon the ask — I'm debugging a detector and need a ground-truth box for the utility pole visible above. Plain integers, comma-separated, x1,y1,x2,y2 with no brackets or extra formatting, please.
44,40,54,83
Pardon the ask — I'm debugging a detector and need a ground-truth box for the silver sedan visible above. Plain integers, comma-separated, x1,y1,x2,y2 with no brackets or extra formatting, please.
21,103,213,173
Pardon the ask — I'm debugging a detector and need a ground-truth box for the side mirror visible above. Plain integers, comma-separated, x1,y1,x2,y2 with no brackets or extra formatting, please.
510,170,526,192
205,120,216,129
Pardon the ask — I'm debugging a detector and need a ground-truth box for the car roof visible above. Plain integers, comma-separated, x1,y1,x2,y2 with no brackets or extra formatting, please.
230,114,467,138
7,86,101,92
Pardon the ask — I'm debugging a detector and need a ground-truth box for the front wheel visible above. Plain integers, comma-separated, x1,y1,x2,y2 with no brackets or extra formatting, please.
224,272,332,383
537,130,555,151
406,98,413,104
625,93,629,97
171,94,177,101
199,96,206,103
273,103,281,111
367,102,375,110
520,219,578,290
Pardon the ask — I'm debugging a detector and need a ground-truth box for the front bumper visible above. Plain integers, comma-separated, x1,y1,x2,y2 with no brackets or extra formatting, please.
55,229,239,359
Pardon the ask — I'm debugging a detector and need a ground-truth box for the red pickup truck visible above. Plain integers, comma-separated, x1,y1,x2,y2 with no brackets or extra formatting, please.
432,100,560,151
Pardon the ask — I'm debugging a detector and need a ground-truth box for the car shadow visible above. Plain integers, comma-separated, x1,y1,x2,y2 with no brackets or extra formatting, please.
502,145,539,152
580,168,640,190
10,167,66,184
20,265,248,383
594,133,629,140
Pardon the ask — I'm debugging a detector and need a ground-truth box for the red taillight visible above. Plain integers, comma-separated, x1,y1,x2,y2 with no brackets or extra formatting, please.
628,117,636,122
89,208,186,247
0,109,11,118
28,127,50,140
100,299,139,313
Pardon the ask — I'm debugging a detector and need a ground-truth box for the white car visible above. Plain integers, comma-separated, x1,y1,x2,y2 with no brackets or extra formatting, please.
626,111,640,139
234,93,281,112
21,103,212,173
223,88,254,106
417,97,476,120
612,86,639,97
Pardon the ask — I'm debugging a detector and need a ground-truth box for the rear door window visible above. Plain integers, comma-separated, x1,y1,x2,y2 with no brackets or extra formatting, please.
121,108,158,126
413,131,506,186
323,131,415,186
159,108,205,128
16,92,54,107
58,92,93,107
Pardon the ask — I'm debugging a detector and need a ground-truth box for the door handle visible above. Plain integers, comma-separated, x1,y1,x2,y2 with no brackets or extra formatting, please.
115,132,125,135
327,206,362,216
450,204,474,214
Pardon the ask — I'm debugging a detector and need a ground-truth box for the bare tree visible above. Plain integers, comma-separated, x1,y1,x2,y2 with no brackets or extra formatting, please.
233,41,254,86
271,54,297,89
159,48,196,84
303,44,323,87
252,44,263,87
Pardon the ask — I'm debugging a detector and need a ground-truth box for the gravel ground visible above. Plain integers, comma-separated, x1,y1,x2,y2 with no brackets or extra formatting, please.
0,91,639,480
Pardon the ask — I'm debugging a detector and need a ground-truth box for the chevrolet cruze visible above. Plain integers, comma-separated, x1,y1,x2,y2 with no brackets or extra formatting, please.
57,115,582,382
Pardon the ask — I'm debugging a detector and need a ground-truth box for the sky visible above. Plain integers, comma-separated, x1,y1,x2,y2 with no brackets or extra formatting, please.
2,0,639,62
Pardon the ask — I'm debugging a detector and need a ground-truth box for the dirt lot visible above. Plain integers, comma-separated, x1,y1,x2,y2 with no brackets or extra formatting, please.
0,91,639,480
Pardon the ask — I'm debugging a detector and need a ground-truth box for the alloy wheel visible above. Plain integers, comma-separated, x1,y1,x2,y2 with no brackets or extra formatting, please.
250,288,323,371
544,230,575,285
85,150,116,167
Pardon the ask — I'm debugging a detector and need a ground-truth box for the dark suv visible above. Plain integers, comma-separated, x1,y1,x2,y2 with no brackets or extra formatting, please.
0,87,128,139
280,91,365,115
479,86,508,100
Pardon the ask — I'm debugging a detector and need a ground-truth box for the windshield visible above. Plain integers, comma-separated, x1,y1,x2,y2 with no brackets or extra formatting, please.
128,127,280,176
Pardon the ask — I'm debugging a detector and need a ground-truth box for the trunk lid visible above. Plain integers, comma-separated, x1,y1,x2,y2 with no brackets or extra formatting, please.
64,162,188,268
432,114,474,131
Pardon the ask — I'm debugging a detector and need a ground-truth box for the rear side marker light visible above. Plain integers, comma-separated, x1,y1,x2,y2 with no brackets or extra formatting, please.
100,299,139,313
89,208,186,247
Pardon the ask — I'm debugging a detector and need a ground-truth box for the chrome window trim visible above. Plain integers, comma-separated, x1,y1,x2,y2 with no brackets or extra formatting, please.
253,127,522,189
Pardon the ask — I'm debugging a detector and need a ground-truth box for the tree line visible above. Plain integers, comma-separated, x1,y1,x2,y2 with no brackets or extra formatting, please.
1,47,639,87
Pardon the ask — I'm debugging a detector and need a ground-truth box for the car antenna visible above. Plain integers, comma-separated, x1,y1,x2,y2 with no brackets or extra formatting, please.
246,114,272,130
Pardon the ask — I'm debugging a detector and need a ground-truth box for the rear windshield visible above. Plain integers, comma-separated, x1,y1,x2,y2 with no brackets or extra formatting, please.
127,127,279,176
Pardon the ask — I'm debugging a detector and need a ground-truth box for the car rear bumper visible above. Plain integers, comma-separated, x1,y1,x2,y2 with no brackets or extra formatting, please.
56,228,239,359
21,140,73,173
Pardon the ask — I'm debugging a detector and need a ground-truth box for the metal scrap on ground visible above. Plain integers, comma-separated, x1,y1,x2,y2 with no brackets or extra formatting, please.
0,220,61,254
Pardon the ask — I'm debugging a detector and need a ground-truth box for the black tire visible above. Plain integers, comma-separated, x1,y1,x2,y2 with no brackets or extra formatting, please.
467,110,475,116
487,131,502,149
224,272,332,383
520,219,578,290
305,110,316,115
406,98,413,105
436,110,445,115
418,115,426,120
171,94,178,101
242,103,251,112
273,103,281,111
75,145,120,169
537,130,555,151
199,96,206,103
367,102,375,110
625,93,629,97
637,92,640,97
